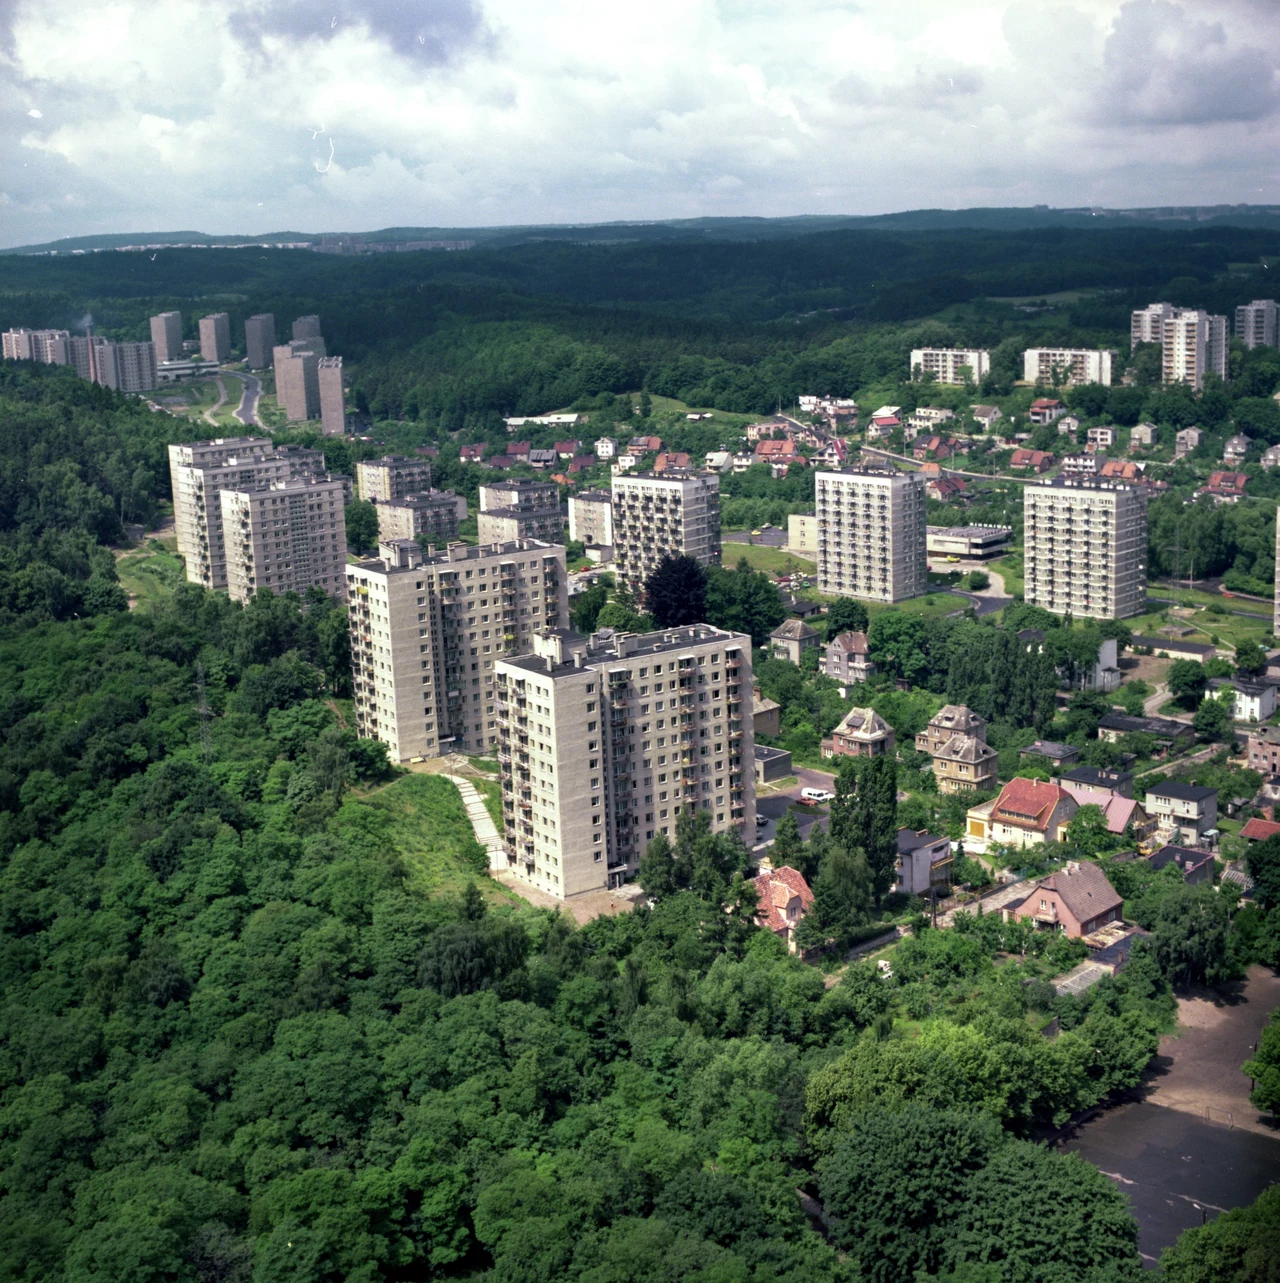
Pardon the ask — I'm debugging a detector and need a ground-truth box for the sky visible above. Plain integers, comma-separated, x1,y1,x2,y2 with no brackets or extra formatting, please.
1,0,1278,248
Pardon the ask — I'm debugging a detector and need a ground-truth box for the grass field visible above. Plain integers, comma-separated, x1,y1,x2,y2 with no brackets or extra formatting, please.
1127,600,1272,653
473,779,505,833
115,539,185,609
724,543,816,576
1148,583,1272,618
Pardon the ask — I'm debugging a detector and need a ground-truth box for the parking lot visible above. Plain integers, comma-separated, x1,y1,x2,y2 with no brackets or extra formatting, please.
752,766,836,850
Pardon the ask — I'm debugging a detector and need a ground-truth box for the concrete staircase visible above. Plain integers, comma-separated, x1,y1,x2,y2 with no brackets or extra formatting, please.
447,774,508,871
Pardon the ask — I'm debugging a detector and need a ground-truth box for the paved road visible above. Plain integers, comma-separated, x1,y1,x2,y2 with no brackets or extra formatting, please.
753,766,837,849
202,377,228,425
232,370,262,426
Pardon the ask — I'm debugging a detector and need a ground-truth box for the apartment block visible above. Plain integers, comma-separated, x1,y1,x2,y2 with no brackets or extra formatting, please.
815,467,927,603
3,327,70,363
374,491,466,544
494,624,755,899
103,341,159,392
569,490,614,547
347,538,569,762
1023,348,1114,386
149,312,183,364
611,472,721,596
220,476,348,603
1131,301,1174,347
243,313,275,369
1236,299,1278,349
199,313,231,363
168,436,329,589
292,315,323,341
356,455,433,502
1024,477,1147,620
477,479,564,545
65,336,97,381
273,343,320,421
1162,309,1229,388
318,356,345,436
909,348,991,383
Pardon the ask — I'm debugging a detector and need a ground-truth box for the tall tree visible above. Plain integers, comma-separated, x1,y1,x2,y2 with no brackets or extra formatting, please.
644,554,708,627
825,597,869,638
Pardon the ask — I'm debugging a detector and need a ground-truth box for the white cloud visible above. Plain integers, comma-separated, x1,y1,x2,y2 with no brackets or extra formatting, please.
0,0,1276,247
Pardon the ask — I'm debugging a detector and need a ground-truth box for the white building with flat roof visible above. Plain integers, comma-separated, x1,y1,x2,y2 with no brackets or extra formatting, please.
1162,310,1229,389
1023,348,1114,386
1236,299,1278,349
909,348,991,383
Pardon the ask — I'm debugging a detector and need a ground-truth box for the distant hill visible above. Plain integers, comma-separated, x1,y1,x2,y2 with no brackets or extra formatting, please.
8,204,1280,256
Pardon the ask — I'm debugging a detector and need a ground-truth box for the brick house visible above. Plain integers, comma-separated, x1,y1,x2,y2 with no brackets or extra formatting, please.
824,707,894,759
752,863,814,952
1004,861,1123,937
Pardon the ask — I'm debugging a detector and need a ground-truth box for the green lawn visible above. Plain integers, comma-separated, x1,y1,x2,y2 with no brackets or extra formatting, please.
991,553,1024,597
473,778,505,834
724,543,816,576
1126,602,1271,652
1147,582,1271,618
115,539,186,609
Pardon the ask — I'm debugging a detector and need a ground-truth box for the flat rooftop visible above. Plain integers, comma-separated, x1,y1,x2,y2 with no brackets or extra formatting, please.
500,624,747,680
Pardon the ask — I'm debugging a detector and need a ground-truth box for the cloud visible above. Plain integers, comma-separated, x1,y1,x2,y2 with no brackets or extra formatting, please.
1098,0,1280,125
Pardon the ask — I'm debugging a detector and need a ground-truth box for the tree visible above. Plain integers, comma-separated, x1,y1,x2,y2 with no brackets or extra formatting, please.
1245,833,1280,910
1234,641,1268,675
1242,1007,1280,1116
596,600,652,632
1193,690,1234,742
1065,803,1116,856
1151,885,1230,987
795,843,874,951
825,597,870,638
572,583,609,633
344,499,379,554
831,755,900,901
704,560,786,645
644,554,708,627
1167,659,1208,707
1160,1184,1280,1283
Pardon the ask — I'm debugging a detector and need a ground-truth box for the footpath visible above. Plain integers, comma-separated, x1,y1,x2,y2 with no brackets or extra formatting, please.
445,774,507,871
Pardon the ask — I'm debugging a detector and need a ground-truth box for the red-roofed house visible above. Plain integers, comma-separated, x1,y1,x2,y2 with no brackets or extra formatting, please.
1005,860,1123,937
755,439,798,461
553,439,582,458
970,778,1078,850
1198,472,1248,504
926,477,969,502
1062,785,1155,842
1009,448,1055,473
1029,398,1066,425
567,454,596,474
752,864,814,951
628,435,664,454
912,435,954,461
654,451,692,473
507,441,532,457
813,439,849,467
460,443,487,461
1240,816,1280,842
1100,459,1142,480
866,415,900,440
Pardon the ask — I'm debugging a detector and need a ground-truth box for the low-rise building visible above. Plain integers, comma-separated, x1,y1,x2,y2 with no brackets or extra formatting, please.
752,863,813,951
824,707,894,759
1062,786,1154,842
970,405,1002,430
1224,434,1251,463
1211,677,1278,723
752,690,781,738
917,704,987,756
1246,726,1280,775
1009,448,1055,473
931,733,998,795
1019,740,1080,769
1130,635,1216,663
926,525,1013,559
1147,845,1215,886
895,829,953,896
1087,426,1117,449
1028,398,1066,425
1098,711,1196,752
825,631,875,684
1144,780,1218,847
925,477,969,502
754,744,792,784
968,777,1078,850
769,618,820,665
595,436,617,459
1129,423,1158,448
1062,452,1102,476
1004,861,1123,937
1061,766,1135,799
1198,471,1248,504
1174,427,1202,458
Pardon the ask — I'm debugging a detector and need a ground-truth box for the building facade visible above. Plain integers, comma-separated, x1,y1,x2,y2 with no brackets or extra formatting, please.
1022,347,1114,386
611,472,722,596
348,538,569,763
815,467,927,603
493,625,755,899
273,342,321,421
244,314,275,369
477,480,564,546
1236,299,1278,349
3,327,70,363
199,313,231,363
909,348,991,382
374,491,466,544
1024,477,1147,619
1162,309,1229,388
357,455,434,503
89,340,158,392
318,356,345,436
149,311,183,364
292,315,323,341
1131,301,1174,346
568,490,614,547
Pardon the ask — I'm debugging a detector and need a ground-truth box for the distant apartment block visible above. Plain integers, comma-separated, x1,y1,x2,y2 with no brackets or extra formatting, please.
347,538,569,762
374,491,466,545
478,480,564,545
1024,477,1148,620
97,340,158,392
199,313,231,363
3,327,70,363
243,313,275,369
220,476,348,603
1162,309,1229,388
494,625,755,899
356,455,434,502
569,490,614,547
318,356,345,436
1236,299,1278,349
909,348,991,383
273,343,320,421
1023,347,1114,386
292,315,323,341
149,311,183,363
815,467,927,603
1131,301,1174,347
611,472,721,596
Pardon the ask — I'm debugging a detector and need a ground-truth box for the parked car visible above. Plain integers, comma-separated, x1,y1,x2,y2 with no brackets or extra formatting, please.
801,787,835,804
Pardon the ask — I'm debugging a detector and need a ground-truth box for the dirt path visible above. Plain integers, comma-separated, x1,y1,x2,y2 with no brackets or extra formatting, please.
203,377,228,425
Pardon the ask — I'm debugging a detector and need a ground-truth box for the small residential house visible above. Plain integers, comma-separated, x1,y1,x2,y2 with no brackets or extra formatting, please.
752,863,814,952
628,435,663,454
752,690,781,738
1246,726,1280,775
769,619,820,665
824,707,895,759
912,435,954,461
1058,415,1081,436
1262,444,1280,469
1100,459,1143,481
917,705,987,755
653,451,691,473
968,778,1078,850
812,439,850,468
1009,448,1055,473
1144,781,1218,847
971,405,1002,430
1061,785,1154,842
895,829,954,896
1062,452,1102,476
1211,678,1277,723
866,415,900,440
1129,423,1158,448
1147,845,1215,886
1029,398,1066,425
507,441,531,458
1087,425,1117,449
594,437,617,459
1019,740,1080,769
1004,862,1123,938
553,439,582,459
932,733,999,795
1174,427,1202,458
1223,434,1251,463
1061,766,1135,800
704,450,733,473
1240,815,1280,843
528,449,557,468
1198,471,1248,504
926,476,969,502
825,631,876,685
460,443,487,461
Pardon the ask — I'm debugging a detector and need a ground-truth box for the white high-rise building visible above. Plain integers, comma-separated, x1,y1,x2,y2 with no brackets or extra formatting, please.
1162,309,1229,388
1023,348,1114,386
1024,477,1148,620
909,348,991,383
815,467,927,603
1236,299,1278,350
150,312,183,364
611,472,720,596
346,538,569,761
494,625,755,899
1131,302,1174,347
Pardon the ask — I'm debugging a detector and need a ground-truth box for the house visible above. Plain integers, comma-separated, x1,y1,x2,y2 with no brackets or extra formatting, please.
1062,785,1154,841
1061,766,1135,800
1062,452,1102,476
1129,635,1216,663
1100,459,1143,481
614,453,640,471
1029,398,1066,425
895,829,954,896
1004,861,1123,938
752,863,814,952
1240,815,1280,843
1129,423,1158,448
686,412,713,421
912,435,954,461
567,454,596,474
1209,677,1278,723
781,594,822,620
653,451,691,473
754,744,793,784
872,405,901,419
971,405,1002,429
628,435,663,454
931,733,999,795
594,437,617,459
752,690,781,738
907,406,956,431
813,439,849,468
970,777,1078,850
1144,780,1218,847
926,477,969,502
824,707,895,759
704,450,733,473
1147,845,1215,885
1058,415,1081,436
1246,726,1280,775
460,443,487,461
553,439,582,458
1223,434,1251,463
1009,448,1055,473
1174,427,1202,458
1097,711,1196,753
825,631,876,685
769,618,820,665
1020,740,1080,769
755,439,798,462
527,449,558,469
1262,444,1280,470
1198,471,1248,504
1087,425,1117,449
917,704,987,756
866,416,900,440
484,455,516,470
745,419,788,442
507,441,532,458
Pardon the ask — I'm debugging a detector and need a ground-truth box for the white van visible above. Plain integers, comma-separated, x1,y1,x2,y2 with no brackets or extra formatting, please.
801,787,835,804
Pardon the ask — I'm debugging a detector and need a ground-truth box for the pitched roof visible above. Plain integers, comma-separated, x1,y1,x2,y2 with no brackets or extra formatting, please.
1240,816,1280,841
771,618,819,641
936,733,998,765
1148,845,1215,876
1068,786,1143,834
928,704,985,735
752,865,814,934
1036,861,1123,921
1145,780,1216,803
833,707,892,740
828,630,870,656
992,778,1074,832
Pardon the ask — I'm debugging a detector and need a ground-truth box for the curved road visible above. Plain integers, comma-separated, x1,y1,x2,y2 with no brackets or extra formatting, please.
230,371,262,427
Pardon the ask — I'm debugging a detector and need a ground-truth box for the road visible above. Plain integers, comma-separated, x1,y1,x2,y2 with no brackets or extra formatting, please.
1142,682,1170,717
231,371,262,427
202,377,228,425
753,765,837,850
